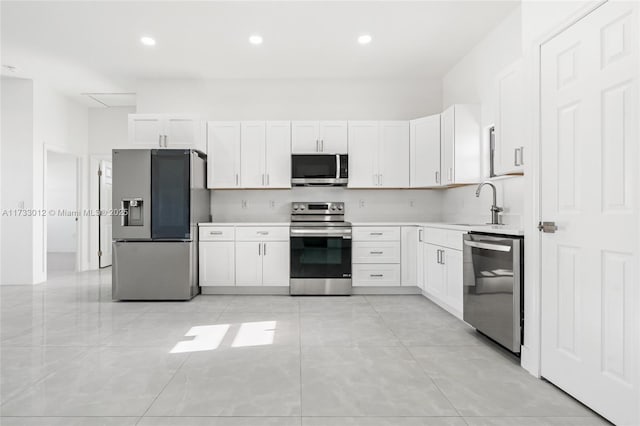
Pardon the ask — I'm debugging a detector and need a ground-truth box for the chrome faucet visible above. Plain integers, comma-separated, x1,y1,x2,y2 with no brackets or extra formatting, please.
475,181,503,225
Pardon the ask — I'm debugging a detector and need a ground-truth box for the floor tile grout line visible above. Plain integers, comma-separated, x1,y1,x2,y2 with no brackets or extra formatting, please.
136,350,193,423
371,296,467,420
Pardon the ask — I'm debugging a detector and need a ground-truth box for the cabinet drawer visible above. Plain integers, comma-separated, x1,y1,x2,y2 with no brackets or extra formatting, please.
199,226,235,241
353,241,400,264
423,227,465,250
353,264,401,287
235,226,289,241
353,227,400,241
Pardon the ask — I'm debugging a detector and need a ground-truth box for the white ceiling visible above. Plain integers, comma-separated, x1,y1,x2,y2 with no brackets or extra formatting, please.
1,1,519,103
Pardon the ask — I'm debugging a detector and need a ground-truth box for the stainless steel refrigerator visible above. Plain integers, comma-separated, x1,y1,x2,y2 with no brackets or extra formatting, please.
112,149,210,300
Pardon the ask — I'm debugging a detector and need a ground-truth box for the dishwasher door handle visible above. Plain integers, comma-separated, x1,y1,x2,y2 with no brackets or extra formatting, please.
464,240,512,252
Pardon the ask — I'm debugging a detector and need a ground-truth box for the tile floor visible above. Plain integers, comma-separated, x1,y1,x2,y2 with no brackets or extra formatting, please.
0,269,609,426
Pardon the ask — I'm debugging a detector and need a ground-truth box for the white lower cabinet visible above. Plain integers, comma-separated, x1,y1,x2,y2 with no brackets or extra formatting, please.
353,226,401,287
199,225,289,288
401,227,419,287
199,241,235,286
353,264,401,286
421,227,464,319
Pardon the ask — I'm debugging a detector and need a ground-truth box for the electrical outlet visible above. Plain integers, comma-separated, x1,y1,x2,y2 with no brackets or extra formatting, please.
269,200,275,208
241,200,247,209
409,199,415,207
359,200,365,208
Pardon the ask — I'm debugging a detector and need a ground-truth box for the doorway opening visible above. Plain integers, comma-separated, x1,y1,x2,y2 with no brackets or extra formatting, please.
46,150,79,275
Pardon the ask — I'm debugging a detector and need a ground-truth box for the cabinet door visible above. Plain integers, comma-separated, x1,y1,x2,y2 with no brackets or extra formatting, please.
378,121,409,188
410,115,441,187
240,121,266,188
165,116,203,150
207,122,241,188
443,249,463,317
261,241,289,286
235,242,263,286
401,227,418,287
265,121,291,188
440,106,455,185
424,243,445,297
319,121,348,153
199,242,235,286
291,121,320,153
495,60,524,175
347,121,379,188
128,114,164,147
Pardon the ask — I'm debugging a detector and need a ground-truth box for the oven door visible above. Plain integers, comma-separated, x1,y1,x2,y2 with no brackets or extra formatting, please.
291,154,347,186
290,229,352,279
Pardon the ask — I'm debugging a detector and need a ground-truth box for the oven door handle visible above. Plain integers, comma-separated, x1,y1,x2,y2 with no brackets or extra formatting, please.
464,240,511,252
290,229,352,239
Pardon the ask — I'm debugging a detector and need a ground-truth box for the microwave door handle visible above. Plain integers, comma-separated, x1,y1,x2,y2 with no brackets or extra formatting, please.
464,240,512,252
336,154,340,179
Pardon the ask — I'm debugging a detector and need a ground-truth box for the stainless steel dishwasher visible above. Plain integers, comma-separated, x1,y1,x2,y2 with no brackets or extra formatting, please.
463,233,524,353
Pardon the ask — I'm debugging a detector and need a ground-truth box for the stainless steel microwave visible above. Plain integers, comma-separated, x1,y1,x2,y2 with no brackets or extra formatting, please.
291,154,348,186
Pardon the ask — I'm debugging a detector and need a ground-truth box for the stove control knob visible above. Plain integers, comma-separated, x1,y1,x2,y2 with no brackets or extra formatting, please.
338,205,344,211
292,204,299,211
299,205,305,211
330,205,337,211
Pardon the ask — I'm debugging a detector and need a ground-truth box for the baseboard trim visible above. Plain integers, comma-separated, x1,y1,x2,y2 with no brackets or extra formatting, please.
201,286,290,295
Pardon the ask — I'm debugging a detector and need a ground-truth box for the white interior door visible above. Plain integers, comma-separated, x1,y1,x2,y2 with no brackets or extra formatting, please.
540,3,639,425
99,160,112,268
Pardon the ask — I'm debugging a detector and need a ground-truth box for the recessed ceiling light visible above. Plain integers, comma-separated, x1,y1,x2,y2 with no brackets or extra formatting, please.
358,34,372,45
140,36,156,46
249,35,263,45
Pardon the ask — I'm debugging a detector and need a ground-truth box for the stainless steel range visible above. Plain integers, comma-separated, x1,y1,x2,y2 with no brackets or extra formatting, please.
289,202,352,295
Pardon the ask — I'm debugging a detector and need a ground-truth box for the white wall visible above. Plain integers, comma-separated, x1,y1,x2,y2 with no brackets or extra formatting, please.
1,77,35,284
136,77,443,120
46,151,77,253
440,7,524,228
211,188,443,223
88,106,135,154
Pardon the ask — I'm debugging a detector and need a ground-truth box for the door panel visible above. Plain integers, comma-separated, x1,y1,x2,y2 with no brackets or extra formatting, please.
262,241,289,286
440,106,455,185
128,115,163,147
319,121,348,153
540,3,638,425
379,121,409,188
443,249,463,317
292,121,320,153
99,160,113,267
151,150,190,240
199,241,235,286
165,117,201,149
235,242,262,286
424,243,444,297
410,115,441,187
208,122,240,188
495,61,524,175
347,121,379,188
265,121,291,188
240,121,266,188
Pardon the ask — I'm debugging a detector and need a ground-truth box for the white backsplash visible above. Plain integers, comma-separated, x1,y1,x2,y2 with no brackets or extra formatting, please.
210,187,444,223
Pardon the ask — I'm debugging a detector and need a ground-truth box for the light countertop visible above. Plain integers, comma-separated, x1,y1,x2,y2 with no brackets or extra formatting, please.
199,221,524,236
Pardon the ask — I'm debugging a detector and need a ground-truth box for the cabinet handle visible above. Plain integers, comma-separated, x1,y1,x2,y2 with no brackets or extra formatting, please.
209,231,223,235
158,135,162,147
514,148,520,166
436,249,441,264
316,140,319,152
235,174,239,186
435,171,440,184
263,242,267,256
266,174,270,186
262,174,265,186
370,274,384,278
370,232,383,235
520,146,524,165
257,231,269,235
441,250,445,265
164,135,168,147
321,139,324,152
379,174,383,186
370,251,383,254
418,229,423,242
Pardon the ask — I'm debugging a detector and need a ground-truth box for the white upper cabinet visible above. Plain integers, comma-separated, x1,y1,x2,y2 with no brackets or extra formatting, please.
292,121,347,153
319,121,348,153
494,60,525,175
348,121,380,188
240,121,267,188
128,114,204,150
208,121,291,189
265,121,292,188
378,121,410,188
410,114,441,187
440,104,481,185
348,121,409,188
207,121,241,189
